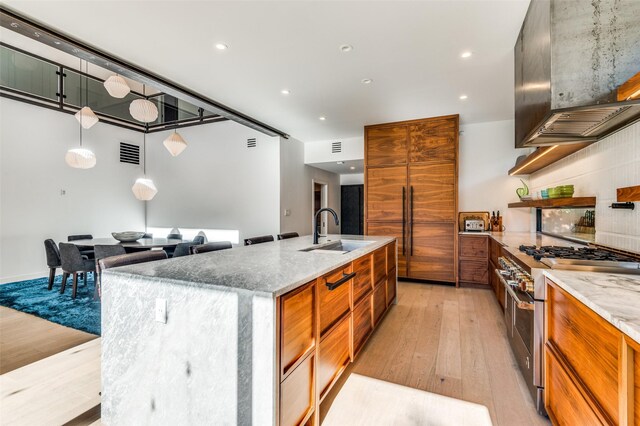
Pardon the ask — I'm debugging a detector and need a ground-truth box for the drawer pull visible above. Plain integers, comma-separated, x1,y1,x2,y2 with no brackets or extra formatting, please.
326,272,356,291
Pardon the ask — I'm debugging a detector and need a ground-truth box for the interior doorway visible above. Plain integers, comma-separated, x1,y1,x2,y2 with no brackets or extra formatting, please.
312,180,328,236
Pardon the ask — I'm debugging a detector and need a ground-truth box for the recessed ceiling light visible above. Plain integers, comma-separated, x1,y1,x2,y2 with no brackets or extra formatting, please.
461,51,472,58
350,166,356,170
215,43,228,50
459,95,468,100
337,161,344,165
33,32,41,38
319,116,326,121
53,41,61,45
361,78,372,84
10,23,18,28
340,44,353,52
281,89,290,95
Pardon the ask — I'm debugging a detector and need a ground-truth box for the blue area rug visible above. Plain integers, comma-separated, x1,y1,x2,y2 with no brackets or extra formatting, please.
0,274,100,335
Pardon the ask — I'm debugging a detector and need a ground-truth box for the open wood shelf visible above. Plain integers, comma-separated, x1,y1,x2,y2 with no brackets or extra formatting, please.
617,185,640,202
508,143,592,176
508,197,596,209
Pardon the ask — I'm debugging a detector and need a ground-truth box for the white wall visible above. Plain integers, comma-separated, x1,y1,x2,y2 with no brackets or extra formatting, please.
459,120,531,232
0,98,145,283
281,138,341,235
340,173,364,185
304,136,363,164
145,121,281,244
529,121,640,253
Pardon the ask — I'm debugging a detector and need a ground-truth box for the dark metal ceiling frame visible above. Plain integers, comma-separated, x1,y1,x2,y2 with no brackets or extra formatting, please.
0,5,290,139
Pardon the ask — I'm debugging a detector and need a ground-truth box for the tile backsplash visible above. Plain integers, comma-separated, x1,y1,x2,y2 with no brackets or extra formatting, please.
529,121,640,253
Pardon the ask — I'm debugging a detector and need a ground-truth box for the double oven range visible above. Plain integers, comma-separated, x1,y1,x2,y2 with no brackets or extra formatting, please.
494,244,640,416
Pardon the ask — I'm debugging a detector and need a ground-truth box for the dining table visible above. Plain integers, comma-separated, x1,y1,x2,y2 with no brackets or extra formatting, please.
68,238,187,249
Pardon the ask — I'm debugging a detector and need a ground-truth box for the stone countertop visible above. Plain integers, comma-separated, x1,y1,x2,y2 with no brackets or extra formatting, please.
543,269,640,345
102,234,395,297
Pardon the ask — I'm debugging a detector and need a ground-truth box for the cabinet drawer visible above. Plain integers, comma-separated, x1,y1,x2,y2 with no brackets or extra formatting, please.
386,241,396,273
352,255,372,305
547,279,620,424
386,270,397,306
373,280,387,325
317,316,351,398
545,347,604,426
280,353,314,426
458,260,489,284
373,247,386,285
280,281,315,376
459,235,488,259
353,294,373,356
318,265,353,336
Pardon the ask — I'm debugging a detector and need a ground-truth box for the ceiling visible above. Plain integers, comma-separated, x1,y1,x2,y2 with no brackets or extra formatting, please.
3,1,530,142
308,159,364,175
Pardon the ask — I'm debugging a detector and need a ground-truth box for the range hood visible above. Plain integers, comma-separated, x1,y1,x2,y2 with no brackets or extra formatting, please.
514,0,640,147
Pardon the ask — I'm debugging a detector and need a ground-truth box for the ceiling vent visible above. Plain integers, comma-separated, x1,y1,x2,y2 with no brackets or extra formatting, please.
119,142,140,165
247,138,257,148
331,141,342,153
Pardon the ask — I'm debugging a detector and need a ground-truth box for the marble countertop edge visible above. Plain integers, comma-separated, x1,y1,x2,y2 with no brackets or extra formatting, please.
542,269,640,345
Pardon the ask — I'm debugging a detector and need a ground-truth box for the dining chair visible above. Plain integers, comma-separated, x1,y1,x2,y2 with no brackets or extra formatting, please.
43,239,61,291
94,245,127,299
172,242,195,258
59,242,96,299
99,250,168,271
277,232,299,240
244,235,274,246
166,233,183,240
67,234,95,259
164,233,183,257
142,233,153,239
192,235,205,245
190,241,233,254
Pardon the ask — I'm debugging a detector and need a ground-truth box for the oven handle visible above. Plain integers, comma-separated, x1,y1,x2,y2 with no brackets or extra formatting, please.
495,269,534,311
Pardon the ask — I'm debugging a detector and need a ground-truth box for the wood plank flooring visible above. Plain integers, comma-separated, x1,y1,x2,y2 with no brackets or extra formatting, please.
322,281,550,426
0,307,97,374
0,339,101,426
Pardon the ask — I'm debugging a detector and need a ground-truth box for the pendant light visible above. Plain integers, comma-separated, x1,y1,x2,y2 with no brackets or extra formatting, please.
163,130,188,156
104,74,131,98
132,132,158,200
130,84,158,123
74,59,99,129
66,105,96,169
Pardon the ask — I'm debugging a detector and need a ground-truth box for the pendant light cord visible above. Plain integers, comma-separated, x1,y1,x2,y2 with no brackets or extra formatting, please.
79,58,83,147
143,83,147,177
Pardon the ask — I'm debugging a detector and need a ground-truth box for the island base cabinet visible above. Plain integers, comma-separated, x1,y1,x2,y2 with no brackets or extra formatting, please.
373,280,386,325
280,354,315,426
317,315,351,400
386,270,397,306
353,294,373,357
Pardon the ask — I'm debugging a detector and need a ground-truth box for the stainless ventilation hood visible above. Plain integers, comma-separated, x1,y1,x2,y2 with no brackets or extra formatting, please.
514,0,640,148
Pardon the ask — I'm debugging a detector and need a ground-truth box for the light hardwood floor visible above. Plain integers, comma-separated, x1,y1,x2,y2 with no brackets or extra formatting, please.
0,306,97,374
322,281,550,426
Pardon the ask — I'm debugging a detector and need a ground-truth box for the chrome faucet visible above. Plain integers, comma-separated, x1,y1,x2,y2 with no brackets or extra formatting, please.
313,208,339,244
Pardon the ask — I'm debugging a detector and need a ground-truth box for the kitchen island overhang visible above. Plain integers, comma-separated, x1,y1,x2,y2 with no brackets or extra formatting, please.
101,235,397,425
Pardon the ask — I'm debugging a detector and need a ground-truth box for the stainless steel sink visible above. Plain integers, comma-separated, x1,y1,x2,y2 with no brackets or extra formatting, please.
300,239,374,254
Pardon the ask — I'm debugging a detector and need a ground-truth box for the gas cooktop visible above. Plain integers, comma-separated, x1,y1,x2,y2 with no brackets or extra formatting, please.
518,245,640,274
518,245,637,262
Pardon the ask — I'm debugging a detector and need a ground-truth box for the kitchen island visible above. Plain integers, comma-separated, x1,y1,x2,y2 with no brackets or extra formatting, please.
101,234,397,425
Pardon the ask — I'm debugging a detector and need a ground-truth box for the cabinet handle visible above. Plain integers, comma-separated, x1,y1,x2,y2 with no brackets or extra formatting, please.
410,186,414,256
326,272,356,290
402,186,406,256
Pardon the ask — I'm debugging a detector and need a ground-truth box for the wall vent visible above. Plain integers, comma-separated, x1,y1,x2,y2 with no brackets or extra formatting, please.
120,142,140,165
332,141,342,153
247,138,257,148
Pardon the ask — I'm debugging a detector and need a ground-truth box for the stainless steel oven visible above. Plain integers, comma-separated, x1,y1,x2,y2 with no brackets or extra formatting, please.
496,256,546,416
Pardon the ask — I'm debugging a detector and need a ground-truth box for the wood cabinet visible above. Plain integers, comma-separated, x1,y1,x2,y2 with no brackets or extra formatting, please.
365,115,458,283
277,242,397,426
458,235,489,287
545,278,638,425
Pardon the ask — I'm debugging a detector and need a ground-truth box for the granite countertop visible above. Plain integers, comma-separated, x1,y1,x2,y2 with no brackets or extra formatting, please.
543,269,640,344
102,234,395,297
